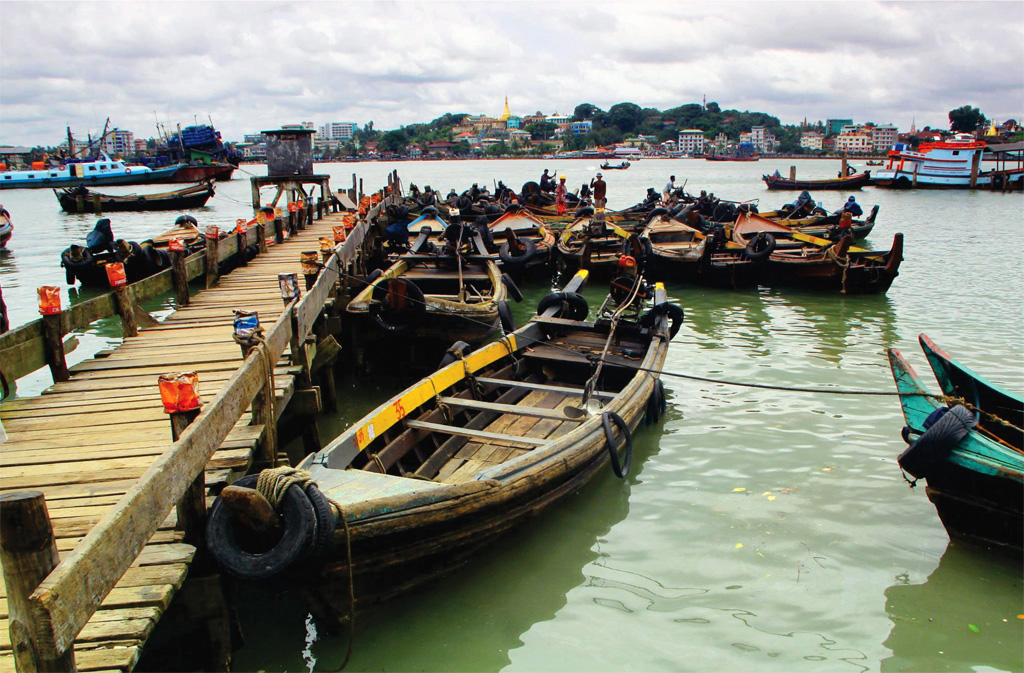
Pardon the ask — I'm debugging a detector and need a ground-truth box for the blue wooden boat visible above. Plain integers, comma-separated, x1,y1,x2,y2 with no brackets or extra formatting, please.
0,154,182,190
888,335,1023,553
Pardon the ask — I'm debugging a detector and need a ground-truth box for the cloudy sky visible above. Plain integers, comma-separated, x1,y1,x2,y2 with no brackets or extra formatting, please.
1,1,1021,147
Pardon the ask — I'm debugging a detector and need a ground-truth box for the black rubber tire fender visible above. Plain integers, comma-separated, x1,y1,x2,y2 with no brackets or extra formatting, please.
175,214,198,226
744,233,776,261
500,273,523,303
537,291,589,320
498,236,537,267
602,411,632,478
437,340,472,370
304,484,336,560
640,302,684,340
369,278,426,335
498,300,516,333
505,203,523,214
897,405,976,479
575,206,595,218
645,207,669,223
646,378,665,425
421,205,439,216
205,474,316,580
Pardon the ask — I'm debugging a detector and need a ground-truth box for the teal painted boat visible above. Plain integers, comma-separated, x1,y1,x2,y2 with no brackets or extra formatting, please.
888,336,1023,553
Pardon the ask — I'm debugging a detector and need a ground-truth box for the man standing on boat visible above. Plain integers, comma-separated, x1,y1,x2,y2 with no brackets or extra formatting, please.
591,172,607,208
662,175,676,203
555,174,568,215
540,169,555,193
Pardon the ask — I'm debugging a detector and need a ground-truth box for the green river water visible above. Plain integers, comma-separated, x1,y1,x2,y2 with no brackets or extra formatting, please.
1,159,1021,672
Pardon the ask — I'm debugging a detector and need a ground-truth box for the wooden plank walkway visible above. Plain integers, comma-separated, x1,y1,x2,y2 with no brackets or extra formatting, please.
0,210,355,672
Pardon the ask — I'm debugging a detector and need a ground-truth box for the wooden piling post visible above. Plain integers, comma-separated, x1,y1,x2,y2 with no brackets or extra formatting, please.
237,230,248,268
41,312,70,382
306,203,313,229
287,210,297,237
0,491,77,673
169,407,205,552
75,194,84,214
170,250,190,307
92,194,101,215
114,285,139,338
789,165,796,180
256,223,268,253
359,178,363,201
238,340,277,468
205,233,220,289
841,157,848,177
273,217,284,245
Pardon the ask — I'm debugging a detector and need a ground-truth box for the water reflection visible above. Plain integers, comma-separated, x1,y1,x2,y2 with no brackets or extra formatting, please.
882,542,1024,673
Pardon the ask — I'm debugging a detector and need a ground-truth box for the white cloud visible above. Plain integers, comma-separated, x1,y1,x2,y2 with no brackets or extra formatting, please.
1,0,1021,146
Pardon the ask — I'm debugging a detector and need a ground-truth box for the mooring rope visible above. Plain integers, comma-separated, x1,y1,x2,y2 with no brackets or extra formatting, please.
255,466,313,510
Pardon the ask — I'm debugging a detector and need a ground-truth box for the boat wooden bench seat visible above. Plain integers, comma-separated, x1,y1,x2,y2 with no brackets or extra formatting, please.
474,377,617,400
307,468,443,507
438,396,585,422
404,419,549,448
520,344,644,369
400,270,490,281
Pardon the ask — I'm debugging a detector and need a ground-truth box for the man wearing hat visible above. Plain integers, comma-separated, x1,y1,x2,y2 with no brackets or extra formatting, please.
841,195,863,217
555,174,569,215
590,172,607,208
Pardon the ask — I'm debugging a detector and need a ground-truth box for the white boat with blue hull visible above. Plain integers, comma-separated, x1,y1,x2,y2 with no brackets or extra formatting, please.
0,154,182,190
873,135,1024,190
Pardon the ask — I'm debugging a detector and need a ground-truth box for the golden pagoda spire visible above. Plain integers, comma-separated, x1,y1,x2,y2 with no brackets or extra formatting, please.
500,95,511,122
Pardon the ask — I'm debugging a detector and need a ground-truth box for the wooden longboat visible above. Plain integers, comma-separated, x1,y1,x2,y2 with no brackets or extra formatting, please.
918,335,1023,452
347,227,508,344
731,212,903,293
762,171,871,190
206,271,674,618
485,206,556,277
888,339,1023,552
55,181,215,213
556,214,633,277
641,212,762,288
757,204,880,240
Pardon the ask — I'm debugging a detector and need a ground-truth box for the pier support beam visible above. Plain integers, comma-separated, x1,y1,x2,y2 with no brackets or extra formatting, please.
41,313,70,383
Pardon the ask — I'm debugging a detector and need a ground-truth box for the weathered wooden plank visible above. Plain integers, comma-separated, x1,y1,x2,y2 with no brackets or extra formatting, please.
403,419,549,447
438,396,583,422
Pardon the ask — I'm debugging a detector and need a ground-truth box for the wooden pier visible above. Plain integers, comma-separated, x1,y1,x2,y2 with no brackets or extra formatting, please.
0,181,395,671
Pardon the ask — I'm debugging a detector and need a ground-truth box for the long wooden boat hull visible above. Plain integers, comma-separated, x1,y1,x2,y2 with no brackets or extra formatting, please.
643,215,761,289
762,172,871,190
165,164,235,183
56,183,215,212
888,345,1023,552
732,213,902,293
207,275,674,620
346,255,505,345
758,205,879,240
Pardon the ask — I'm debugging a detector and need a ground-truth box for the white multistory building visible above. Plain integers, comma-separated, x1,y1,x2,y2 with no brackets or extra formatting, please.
676,129,706,155
318,122,357,141
800,131,824,151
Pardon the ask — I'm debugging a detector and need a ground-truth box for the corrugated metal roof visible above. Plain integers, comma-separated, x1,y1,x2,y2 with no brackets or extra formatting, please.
985,141,1024,154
